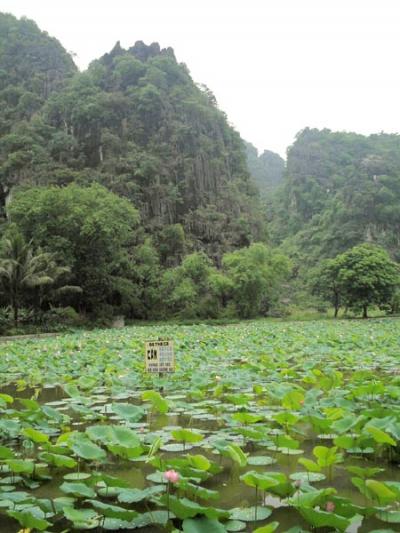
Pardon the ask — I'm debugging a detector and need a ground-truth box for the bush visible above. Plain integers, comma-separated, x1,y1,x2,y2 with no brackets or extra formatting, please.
45,306,85,327
89,303,116,327
0,307,11,334
23,306,85,332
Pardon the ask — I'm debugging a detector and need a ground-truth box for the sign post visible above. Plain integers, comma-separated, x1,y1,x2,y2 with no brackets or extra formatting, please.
145,339,175,376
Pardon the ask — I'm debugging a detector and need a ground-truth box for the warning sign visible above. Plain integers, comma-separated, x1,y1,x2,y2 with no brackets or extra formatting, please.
145,340,175,373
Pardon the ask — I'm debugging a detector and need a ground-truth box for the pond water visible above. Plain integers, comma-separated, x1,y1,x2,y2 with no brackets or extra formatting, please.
0,382,398,532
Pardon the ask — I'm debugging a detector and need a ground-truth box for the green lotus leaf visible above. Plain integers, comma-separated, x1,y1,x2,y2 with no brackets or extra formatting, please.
290,472,326,482
248,455,276,466
298,458,321,473
60,481,96,498
63,506,100,528
313,445,342,467
365,480,397,504
146,435,163,462
225,443,247,467
159,495,229,520
64,472,91,480
274,412,299,426
366,426,396,446
63,383,81,398
298,507,350,531
0,393,13,404
272,434,300,450
179,480,220,501
282,390,304,409
22,427,50,444
240,471,280,490
376,511,400,523
111,403,145,423
253,522,280,533
182,517,226,533
229,506,272,522
8,509,51,531
346,466,385,479
186,454,211,471
225,520,246,531
232,412,263,425
0,446,14,460
171,428,204,444
39,452,77,468
71,436,107,461
142,390,169,414
289,487,337,508
86,499,138,520
117,485,164,503
6,459,35,474
18,398,40,411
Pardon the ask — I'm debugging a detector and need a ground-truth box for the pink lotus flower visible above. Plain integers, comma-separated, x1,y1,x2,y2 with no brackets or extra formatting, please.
164,469,180,483
326,501,335,512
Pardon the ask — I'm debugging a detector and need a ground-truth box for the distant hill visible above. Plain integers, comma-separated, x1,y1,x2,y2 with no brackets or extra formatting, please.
269,127,400,264
245,141,285,196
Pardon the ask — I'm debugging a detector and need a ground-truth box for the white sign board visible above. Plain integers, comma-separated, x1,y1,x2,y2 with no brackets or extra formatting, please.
145,340,175,373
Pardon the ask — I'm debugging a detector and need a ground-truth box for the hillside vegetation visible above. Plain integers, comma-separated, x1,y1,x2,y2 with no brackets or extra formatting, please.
0,14,400,329
0,13,276,327
270,128,400,263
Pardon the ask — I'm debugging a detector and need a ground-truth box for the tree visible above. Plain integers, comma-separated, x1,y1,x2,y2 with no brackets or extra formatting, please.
222,243,291,318
160,252,225,318
156,224,186,267
0,229,55,324
126,238,162,319
30,253,82,312
317,244,400,318
7,184,139,314
312,260,342,317
337,244,399,318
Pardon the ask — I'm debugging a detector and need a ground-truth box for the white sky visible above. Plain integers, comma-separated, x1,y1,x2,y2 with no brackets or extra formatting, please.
1,0,400,157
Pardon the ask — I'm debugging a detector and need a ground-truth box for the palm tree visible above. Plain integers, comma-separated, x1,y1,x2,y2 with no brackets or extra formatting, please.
0,231,55,325
35,255,82,310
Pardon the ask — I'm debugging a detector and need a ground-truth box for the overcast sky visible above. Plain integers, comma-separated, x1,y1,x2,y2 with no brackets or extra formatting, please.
2,0,400,157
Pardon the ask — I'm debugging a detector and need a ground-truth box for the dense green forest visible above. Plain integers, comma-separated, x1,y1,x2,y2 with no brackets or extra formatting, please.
266,128,400,312
0,13,273,328
270,128,400,262
0,13,399,331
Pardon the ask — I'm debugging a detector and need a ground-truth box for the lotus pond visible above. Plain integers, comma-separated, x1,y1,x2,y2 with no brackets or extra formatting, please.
0,318,399,532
